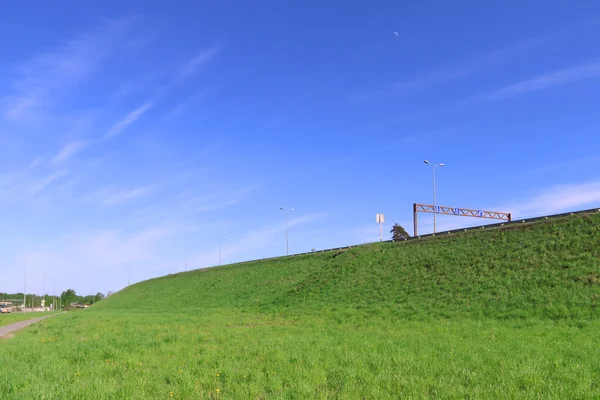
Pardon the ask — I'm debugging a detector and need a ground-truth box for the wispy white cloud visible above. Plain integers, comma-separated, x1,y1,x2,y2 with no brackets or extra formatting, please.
51,140,89,164
532,155,600,174
28,157,44,168
103,186,154,206
394,126,460,146
106,46,219,138
131,183,257,224
186,212,329,269
394,35,549,93
345,223,387,245
350,35,549,102
113,46,220,104
400,181,600,236
88,185,156,206
28,170,69,195
10,212,325,293
2,19,132,122
463,62,600,104
502,181,600,218
162,90,208,120
179,47,220,78
104,101,153,139
16,223,179,294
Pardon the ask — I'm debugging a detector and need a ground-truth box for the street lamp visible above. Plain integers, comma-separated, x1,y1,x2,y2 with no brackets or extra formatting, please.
15,258,26,312
279,207,295,256
424,160,444,234
52,280,56,311
38,269,46,310
181,245,191,271
46,278,56,311
213,231,227,266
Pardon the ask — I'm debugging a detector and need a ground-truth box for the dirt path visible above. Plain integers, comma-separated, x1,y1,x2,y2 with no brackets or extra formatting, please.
0,313,63,339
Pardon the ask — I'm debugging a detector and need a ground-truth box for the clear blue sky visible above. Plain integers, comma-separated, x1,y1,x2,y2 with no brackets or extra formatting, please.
2,1,600,295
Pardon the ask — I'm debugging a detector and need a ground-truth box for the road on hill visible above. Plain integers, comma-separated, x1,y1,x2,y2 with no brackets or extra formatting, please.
0,313,63,339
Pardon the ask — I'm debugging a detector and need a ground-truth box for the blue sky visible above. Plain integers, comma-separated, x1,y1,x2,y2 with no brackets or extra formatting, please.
2,1,600,296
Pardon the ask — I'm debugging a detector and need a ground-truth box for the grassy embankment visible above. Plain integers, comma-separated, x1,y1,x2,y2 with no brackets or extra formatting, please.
1,213,599,398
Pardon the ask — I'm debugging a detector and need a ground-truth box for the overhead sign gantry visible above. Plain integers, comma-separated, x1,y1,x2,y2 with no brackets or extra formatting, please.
413,203,512,236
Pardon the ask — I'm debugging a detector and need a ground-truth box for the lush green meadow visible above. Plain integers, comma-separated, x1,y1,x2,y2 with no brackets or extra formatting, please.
0,311,57,328
1,213,600,398
2,311,599,399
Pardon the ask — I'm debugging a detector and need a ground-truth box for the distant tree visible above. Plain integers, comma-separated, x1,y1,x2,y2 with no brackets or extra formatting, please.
390,223,410,242
59,289,111,308
94,292,105,303
61,289,78,305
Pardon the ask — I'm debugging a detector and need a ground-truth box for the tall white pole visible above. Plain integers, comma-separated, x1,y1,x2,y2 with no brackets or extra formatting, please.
433,166,437,234
23,259,27,312
180,245,192,272
43,270,46,307
424,160,443,234
214,231,227,266
286,216,289,256
280,207,294,256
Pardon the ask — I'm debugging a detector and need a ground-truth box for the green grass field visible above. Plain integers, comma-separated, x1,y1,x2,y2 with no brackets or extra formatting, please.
1,213,599,398
0,312,57,328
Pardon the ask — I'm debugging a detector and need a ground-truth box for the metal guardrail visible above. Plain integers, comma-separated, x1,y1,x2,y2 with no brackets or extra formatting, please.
228,206,600,267
143,206,600,280
407,206,600,241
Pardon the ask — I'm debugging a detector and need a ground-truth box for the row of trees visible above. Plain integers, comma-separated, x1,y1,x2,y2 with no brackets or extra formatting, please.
0,290,105,308
60,289,105,305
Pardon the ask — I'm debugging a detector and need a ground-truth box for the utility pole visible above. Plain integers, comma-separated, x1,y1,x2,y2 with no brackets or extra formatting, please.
181,245,191,271
214,231,227,266
424,160,444,234
376,214,385,242
16,258,27,312
279,207,295,255
23,259,26,312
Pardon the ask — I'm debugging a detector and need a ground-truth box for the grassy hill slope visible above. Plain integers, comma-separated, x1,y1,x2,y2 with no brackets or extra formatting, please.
99,212,600,320
2,212,600,399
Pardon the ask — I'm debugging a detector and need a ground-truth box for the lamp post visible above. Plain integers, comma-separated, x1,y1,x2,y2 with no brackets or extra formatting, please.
46,279,56,311
15,258,26,312
279,207,295,256
181,245,191,271
38,269,46,310
213,231,227,266
424,160,444,234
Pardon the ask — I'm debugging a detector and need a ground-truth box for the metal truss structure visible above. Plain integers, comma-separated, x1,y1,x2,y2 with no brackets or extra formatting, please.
413,203,511,236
